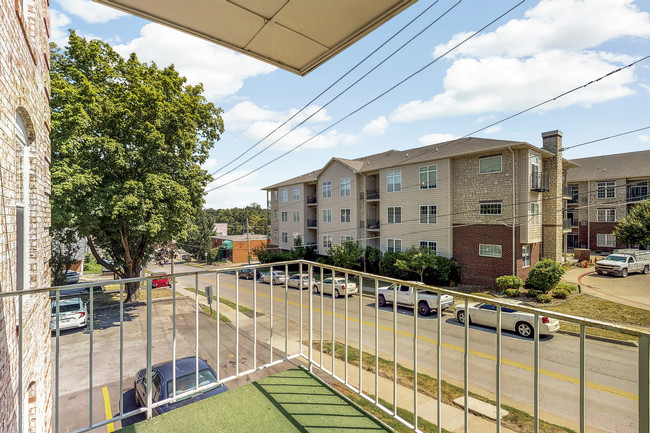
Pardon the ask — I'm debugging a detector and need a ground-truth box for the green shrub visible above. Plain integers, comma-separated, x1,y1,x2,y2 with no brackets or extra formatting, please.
551,288,569,299
526,259,565,293
536,294,552,303
527,289,541,297
556,282,578,292
496,275,523,291
505,288,520,298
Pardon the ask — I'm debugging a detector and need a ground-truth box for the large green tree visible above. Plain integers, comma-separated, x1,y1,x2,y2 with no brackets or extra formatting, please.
614,200,650,248
50,32,224,301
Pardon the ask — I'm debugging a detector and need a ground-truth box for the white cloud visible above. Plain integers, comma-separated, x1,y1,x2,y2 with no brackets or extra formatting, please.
418,133,457,145
114,23,276,100
202,158,218,170
483,125,502,135
49,9,71,47
204,170,266,209
54,0,128,23
639,135,649,142
362,116,389,136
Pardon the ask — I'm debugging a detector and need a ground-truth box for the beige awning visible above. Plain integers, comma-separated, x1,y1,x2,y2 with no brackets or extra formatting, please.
94,0,419,76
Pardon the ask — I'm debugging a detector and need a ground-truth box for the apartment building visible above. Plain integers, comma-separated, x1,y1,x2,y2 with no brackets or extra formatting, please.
0,1,53,432
566,149,650,252
264,131,576,285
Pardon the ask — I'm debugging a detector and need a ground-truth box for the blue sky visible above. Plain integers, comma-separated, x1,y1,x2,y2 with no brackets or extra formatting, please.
50,0,650,209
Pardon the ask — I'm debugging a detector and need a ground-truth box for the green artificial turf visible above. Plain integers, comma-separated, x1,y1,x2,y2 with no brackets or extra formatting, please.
116,367,391,432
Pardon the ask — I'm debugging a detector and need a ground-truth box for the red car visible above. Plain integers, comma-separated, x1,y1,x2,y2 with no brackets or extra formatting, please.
151,272,170,288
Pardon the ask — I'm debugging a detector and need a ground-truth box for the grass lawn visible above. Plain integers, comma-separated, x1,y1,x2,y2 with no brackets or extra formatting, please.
90,285,177,307
116,367,392,433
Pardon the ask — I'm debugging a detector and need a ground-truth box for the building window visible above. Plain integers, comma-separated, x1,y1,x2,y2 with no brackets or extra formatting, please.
323,234,332,249
387,170,402,192
281,232,288,243
480,202,502,215
569,184,579,203
479,244,502,258
522,245,531,267
293,186,300,201
281,189,288,202
387,206,402,224
420,205,437,224
281,211,288,222
420,241,437,253
340,208,351,223
628,181,648,201
596,233,616,247
323,209,332,223
567,210,577,226
341,235,353,243
597,209,616,222
387,238,402,253
479,155,502,174
340,178,351,197
293,210,300,222
419,165,437,189
274,190,278,201
530,203,540,225
597,181,615,199
323,181,332,198
274,210,278,220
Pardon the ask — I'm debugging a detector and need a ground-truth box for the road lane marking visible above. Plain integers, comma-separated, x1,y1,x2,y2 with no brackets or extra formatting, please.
193,273,639,401
102,386,115,432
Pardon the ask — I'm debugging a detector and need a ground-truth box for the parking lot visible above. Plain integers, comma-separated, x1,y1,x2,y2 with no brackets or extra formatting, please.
575,268,650,310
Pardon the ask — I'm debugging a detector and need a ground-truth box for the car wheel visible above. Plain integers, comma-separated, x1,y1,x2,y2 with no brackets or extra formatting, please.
456,310,466,324
643,266,649,275
418,301,431,316
621,268,628,278
516,322,534,338
313,286,319,294
378,294,387,308
596,270,603,275
335,289,340,298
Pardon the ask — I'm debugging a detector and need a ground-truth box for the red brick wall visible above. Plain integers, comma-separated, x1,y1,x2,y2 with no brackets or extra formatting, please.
453,225,514,286
232,240,267,263
590,222,625,252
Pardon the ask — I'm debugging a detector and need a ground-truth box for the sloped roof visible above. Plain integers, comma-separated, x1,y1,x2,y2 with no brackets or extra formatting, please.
566,149,650,182
262,169,319,190
94,0,418,76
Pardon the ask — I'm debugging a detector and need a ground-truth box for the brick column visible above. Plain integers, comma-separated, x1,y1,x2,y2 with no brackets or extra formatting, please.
541,130,564,261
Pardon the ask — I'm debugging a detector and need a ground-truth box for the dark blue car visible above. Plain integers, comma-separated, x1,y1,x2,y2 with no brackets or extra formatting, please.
133,357,227,415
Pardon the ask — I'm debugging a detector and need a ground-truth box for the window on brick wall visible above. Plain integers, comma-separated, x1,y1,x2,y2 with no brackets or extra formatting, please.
480,202,502,215
522,245,531,267
596,233,616,247
479,155,502,174
597,181,615,199
479,244,502,258
597,209,616,222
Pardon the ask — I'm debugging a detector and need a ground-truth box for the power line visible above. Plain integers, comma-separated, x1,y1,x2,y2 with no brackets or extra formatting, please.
560,126,650,152
209,0,445,179
205,0,526,192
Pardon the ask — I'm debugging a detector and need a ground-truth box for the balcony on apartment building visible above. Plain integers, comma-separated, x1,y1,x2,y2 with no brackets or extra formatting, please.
307,196,318,205
531,172,550,192
562,218,573,232
7,261,650,433
307,219,318,229
365,189,380,201
366,219,380,230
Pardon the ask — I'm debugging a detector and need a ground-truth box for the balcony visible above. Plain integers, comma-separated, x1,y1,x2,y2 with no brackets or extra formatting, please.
531,173,550,192
366,190,380,201
6,261,650,433
307,219,317,229
563,218,573,232
307,196,317,205
627,190,649,203
366,219,380,230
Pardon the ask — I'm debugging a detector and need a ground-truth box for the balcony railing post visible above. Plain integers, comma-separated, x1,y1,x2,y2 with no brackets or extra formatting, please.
253,270,257,370
534,313,540,433
89,285,94,427
216,273,221,381
195,273,200,393
146,277,153,419
270,265,274,365
463,297,469,433
18,293,23,433
308,264,313,372
413,289,418,430
437,291,442,433
639,334,650,433
236,271,240,376
332,269,335,377
345,272,349,386
580,324,585,433
496,305,502,433
358,275,363,396
120,282,125,415
285,264,289,358
374,278,379,405
299,262,303,358
320,266,324,367
55,289,60,432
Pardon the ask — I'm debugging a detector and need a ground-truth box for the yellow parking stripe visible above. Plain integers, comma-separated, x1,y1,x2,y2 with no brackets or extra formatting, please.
102,386,115,433
197,274,639,401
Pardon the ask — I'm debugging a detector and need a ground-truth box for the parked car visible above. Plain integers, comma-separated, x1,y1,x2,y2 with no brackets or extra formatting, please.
454,301,560,338
287,274,310,290
260,271,286,285
151,272,170,288
133,357,227,416
50,298,87,331
239,268,261,280
377,283,454,316
312,277,358,297
595,249,650,277
64,270,79,284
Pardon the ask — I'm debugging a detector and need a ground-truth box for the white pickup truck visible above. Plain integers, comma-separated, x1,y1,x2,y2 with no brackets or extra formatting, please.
377,283,454,316
595,249,650,277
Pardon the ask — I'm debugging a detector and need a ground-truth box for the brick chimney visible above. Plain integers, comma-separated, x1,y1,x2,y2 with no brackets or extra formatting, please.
541,130,564,262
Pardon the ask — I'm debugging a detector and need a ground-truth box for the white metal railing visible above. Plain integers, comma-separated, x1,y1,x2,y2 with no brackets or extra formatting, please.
2,259,650,433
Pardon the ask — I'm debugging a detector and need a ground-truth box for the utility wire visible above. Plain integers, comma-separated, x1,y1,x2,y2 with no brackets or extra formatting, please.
205,0,526,192
561,126,650,152
209,0,444,178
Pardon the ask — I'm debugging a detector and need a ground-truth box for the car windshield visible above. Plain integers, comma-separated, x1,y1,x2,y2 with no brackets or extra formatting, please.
52,303,81,313
167,368,217,396
604,255,627,262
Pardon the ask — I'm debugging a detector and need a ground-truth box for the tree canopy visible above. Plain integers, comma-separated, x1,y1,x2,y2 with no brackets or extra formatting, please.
614,201,650,248
50,32,224,300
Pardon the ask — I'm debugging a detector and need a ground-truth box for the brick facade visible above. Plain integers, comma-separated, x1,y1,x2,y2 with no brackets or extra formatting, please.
590,221,625,252
1,1,52,432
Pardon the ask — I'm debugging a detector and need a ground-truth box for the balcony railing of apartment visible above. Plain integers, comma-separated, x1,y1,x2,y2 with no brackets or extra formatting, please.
306,196,317,205
531,173,550,192
366,219,380,230
5,260,650,433
563,218,573,232
306,219,317,228
366,190,380,200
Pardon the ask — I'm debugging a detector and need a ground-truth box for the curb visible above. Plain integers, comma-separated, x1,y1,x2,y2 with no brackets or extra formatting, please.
556,329,638,348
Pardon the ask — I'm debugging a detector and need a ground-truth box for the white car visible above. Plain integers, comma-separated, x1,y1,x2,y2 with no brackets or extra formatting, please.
260,271,286,285
312,277,358,297
377,283,454,316
287,274,310,290
454,301,560,338
50,298,87,331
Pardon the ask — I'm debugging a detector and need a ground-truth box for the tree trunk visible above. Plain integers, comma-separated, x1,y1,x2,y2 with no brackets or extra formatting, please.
123,259,142,303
